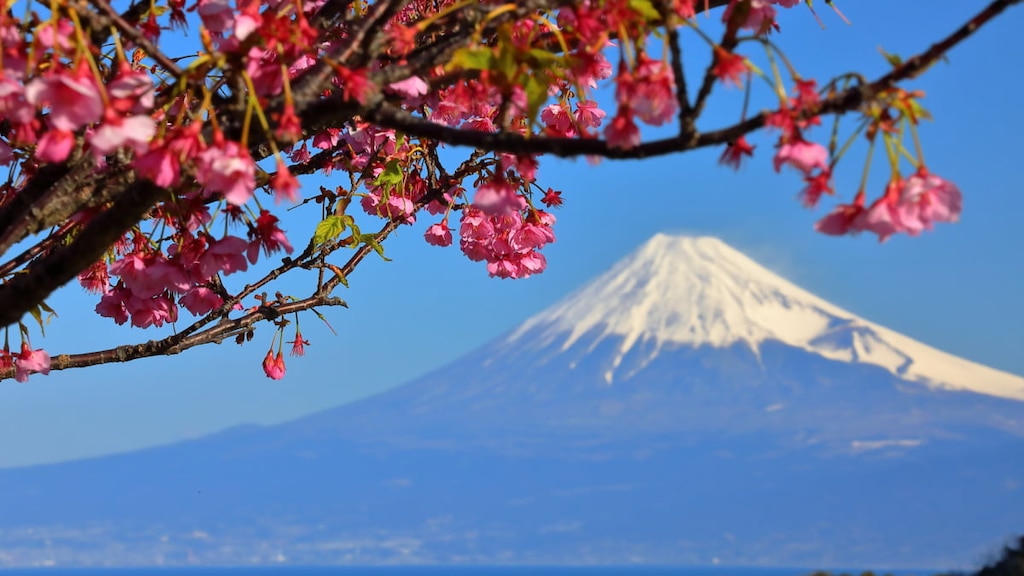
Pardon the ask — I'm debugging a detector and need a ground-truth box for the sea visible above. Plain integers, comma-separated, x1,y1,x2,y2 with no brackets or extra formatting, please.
0,567,948,576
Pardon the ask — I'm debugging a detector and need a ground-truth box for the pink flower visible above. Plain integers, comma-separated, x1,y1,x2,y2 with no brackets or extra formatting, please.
712,48,748,88
271,161,300,204
605,110,641,150
360,188,416,223
335,66,374,105
459,208,495,242
108,251,150,286
128,255,191,297
541,188,564,207
0,74,35,126
499,154,538,182
460,238,490,262
791,78,820,112
134,143,180,188
815,192,866,236
424,221,453,247
90,114,156,157
722,0,777,35
107,68,155,115
197,140,256,205
487,258,519,279
799,170,833,208
180,287,224,316
773,139,829,175
518,250,547,276
96,285,131,325
472,180,525,216
312,128,341,150
542,103,576,138
24,65,104,131
14,342,50,382
78,260,110,294
510,223,549,252
574,100,606,131
289,332,309,357
287,142,311,163
197,0,234,33
247,210,294,263
197,235,249,279
262,349,286,380
893,168,962,231
856,194,902,242
629,56,677,126
35,129,75,163
719,136,755,170
128,293,178,328
233,8,260,41
387,76,429,99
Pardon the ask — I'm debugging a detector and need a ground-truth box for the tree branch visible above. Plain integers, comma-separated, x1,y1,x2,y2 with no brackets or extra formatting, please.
0,180,168,328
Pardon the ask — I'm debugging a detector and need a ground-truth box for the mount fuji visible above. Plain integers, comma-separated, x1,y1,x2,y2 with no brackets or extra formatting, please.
0,234,1021,568
513,234,1023,399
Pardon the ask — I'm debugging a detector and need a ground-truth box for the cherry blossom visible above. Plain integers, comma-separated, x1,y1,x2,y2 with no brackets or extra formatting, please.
289,332,309,356
197,140,257,206
14,342,50,382
719,137,755,170
89,114,156,157
605,110,641,150
180,287,224,316
247,211,294,263
425,221,453,247
262,349,286,380
712,48,749,88
773,139,829,175
23,64,103,131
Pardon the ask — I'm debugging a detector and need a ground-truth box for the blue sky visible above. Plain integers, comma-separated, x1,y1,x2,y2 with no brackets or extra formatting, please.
0,1,1021,468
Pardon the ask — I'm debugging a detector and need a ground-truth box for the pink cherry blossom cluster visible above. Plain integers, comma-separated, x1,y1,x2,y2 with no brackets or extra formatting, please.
453,179,556,280
606,55,677,149
766,79,834,208
816,168,962,241
90,207,293,328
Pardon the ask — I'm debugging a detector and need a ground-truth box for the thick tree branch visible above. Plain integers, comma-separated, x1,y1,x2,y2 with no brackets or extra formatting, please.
0,181,168,328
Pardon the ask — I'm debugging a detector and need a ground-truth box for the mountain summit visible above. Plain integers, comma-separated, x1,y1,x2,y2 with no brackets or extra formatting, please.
509,234,1024,399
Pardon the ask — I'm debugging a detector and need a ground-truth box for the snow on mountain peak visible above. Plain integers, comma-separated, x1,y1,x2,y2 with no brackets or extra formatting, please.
508,233,1024,400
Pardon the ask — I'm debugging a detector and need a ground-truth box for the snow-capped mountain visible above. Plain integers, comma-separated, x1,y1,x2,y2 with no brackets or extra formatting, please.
509,234,1024,400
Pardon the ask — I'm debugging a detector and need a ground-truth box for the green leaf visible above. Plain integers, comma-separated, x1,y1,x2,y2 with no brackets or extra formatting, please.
525,48,561,70
372,159,404,190
496,44,517,82
27,302,57,336
447,47,495,72
313,215,347,246
359,234,391,262
878,47,903,68
629,0,661,21
523,75,549,125
334,271,349,288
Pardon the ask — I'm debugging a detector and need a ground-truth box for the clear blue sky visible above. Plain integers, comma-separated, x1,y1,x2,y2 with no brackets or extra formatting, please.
0,1,1021,468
